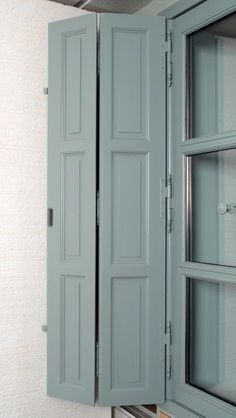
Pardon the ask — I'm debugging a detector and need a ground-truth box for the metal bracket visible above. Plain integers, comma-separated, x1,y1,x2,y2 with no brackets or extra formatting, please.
160,174,173,233
167,174,173,233
160,178,168,218
161,29,172,87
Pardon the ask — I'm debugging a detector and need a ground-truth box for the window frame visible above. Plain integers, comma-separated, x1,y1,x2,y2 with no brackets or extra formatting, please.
169,1,236,417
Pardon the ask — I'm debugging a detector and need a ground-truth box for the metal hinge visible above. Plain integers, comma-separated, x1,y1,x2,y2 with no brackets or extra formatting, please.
167,30,173,87
96,191,100,226
160,174,173,233
96,341,99,377
43,87,48,95
42,325,47,333
165,321,172,380
167,174,173,233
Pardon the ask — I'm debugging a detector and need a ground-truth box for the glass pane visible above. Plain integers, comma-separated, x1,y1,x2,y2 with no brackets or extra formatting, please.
187,12,236,139
186,278,236,406
187,148,236,267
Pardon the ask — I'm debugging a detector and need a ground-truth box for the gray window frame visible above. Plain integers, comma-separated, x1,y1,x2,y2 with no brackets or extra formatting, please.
168,1,236,418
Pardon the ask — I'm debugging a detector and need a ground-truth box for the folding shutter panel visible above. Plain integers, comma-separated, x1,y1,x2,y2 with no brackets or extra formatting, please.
47,14,97,405
99,14,166,406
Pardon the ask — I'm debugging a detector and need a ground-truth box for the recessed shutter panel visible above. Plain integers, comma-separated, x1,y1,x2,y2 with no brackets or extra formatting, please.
47,14,97,405
99,14,166,406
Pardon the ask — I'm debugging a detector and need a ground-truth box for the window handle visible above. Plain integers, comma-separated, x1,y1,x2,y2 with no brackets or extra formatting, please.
217,202,236,215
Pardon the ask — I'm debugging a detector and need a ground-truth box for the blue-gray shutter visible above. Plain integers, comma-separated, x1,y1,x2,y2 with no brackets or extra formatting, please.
47,14,97,405
99,14,166,406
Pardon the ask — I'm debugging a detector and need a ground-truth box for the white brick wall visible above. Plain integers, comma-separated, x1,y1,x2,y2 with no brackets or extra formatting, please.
0,1,110,417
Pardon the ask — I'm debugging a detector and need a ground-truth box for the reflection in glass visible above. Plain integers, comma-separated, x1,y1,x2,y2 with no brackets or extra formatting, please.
187,148,236,267
187,12,236,139
186,278,236,406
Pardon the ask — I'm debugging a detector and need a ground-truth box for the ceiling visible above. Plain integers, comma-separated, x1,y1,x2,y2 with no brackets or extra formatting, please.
49,0,153,13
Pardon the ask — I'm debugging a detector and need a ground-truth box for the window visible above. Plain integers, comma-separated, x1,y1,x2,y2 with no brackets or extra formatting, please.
172,2,236,418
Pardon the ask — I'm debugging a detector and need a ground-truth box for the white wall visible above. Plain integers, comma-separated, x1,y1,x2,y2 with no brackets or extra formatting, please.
0,1,110,417
136,0,177,15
